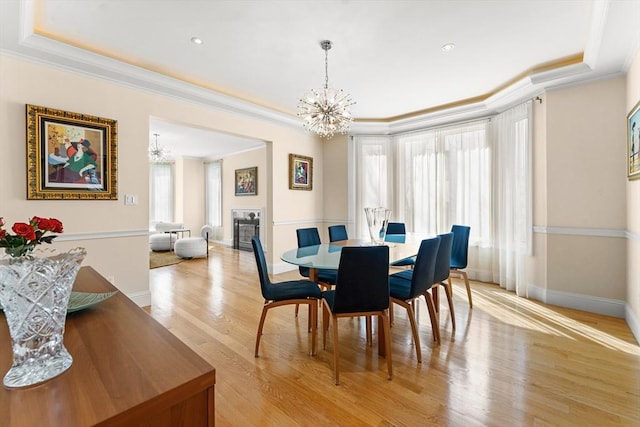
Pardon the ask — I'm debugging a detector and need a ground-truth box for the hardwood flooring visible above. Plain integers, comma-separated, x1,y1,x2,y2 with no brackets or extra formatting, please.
147,243,640,426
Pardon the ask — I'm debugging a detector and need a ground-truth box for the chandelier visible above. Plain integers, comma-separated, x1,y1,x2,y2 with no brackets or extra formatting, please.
297,40,355,139
149,133,170,161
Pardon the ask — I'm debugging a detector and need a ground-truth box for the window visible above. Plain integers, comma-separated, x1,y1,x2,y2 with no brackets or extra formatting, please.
149,163,174,226
205,160,222,227
353,101,532,293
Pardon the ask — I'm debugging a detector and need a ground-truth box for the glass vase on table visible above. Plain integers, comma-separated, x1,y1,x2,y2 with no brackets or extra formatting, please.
0,248,86,388
364,207,391,245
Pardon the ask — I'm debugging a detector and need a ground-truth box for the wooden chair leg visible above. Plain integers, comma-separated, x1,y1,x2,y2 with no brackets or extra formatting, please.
404,300,422,363
442,282,456,330
380,311,393,380
310,301,317,356
295,304,299,317
322,301,330,350
254,306,269,357
366,316,372,346
389,301,394,325
432,285,439,313
423,292,440,344
332,315,340,385
461,271,472,308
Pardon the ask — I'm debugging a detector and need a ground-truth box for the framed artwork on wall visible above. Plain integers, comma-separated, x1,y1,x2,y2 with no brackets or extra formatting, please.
628,99,640,180
26,104,118,200
289,153,313,191
235,166,258,196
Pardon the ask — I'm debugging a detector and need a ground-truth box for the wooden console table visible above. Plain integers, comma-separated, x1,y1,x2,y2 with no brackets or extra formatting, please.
0,266,215,426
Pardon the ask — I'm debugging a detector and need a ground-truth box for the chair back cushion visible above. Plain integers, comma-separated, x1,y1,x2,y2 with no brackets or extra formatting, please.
251,237,271,297
332,246,389,313
296,227,322,277
433,232,453,283
386,222,406,235
450,225,471,269
410,237,441,296
328,225,348,242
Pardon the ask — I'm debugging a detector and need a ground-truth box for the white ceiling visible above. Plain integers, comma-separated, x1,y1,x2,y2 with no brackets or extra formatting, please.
1,0,639,158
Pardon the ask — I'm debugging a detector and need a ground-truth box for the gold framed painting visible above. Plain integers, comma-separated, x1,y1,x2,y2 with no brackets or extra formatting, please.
26,104,118,200
289,153,313,191
628,99,640,180
235,166,257,196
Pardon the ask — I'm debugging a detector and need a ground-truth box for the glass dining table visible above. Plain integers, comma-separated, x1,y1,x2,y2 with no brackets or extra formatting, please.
280,235,428,356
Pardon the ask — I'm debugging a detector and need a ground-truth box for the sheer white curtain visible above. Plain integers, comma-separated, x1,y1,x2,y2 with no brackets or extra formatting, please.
205,160,222,228
353,135,393,238
149,162,174,226
489,101,532,295
352,101,532,295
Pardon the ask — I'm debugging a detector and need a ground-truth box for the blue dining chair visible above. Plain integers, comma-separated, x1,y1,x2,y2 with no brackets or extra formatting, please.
251,237,321,357
430,232,456,332
385,222,415,268
449,225,472,308
328,225,348,242
388,236,441,362
321,245,392,385
296,227,338,290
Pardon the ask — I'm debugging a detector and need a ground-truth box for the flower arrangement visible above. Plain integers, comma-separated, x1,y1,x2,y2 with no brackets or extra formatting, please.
0,216,64,258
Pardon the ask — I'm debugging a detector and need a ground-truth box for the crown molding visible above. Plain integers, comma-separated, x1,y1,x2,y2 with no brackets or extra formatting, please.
3,0,634,134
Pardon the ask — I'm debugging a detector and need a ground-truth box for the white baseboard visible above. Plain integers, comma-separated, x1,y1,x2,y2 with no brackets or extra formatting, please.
625,304,640,345
542,288,625,318
128,290,151,308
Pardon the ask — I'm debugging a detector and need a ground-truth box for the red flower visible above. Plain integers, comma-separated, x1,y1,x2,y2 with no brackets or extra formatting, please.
49,218,63,233
0,229,5,239
12,222,36,242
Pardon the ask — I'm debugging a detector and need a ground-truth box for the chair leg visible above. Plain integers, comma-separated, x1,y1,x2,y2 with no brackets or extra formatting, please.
423,291,440,344
332,314,340,385
366,316,372,346
254,306,269,357
389,302,394,325
322,300,330,350
461,271,472,308
310,301,317,356
442,282,456,330
295,304,299,317
432,285,439,313
380,311,393,380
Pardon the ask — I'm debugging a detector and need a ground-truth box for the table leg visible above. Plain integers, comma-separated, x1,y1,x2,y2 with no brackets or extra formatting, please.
309,268,318,284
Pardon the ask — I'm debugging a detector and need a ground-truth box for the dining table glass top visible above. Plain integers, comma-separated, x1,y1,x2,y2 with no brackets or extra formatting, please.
280,235,428,270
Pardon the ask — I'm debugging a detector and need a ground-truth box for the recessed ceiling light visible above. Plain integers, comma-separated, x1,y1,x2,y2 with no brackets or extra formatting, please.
191,37,204,45
441,43,455,52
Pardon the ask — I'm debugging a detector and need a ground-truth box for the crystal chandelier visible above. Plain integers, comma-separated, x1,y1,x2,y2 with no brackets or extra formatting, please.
149,133,170,161
297,40,355,139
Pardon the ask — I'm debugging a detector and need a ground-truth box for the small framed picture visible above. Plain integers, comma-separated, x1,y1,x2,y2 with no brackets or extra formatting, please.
235,166,258,196
627,99,640,180
26,104,118,200
289,153,313,191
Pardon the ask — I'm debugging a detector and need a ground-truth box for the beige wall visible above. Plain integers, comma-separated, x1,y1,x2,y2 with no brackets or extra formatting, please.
221,147,267,242
0,53,321,304
530,77,628,313
626,49,640,340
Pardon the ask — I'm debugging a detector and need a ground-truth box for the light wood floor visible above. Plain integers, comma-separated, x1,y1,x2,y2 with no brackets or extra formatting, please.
147,243,640,426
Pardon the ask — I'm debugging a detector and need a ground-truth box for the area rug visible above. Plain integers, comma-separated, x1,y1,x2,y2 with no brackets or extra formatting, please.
149,251,185,269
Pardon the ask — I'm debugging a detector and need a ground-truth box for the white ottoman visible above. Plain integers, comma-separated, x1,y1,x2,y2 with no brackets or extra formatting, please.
150,233,173,251
174,225,214,259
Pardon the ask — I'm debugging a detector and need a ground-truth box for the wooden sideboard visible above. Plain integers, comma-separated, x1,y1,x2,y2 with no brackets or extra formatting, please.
0,267,215,426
